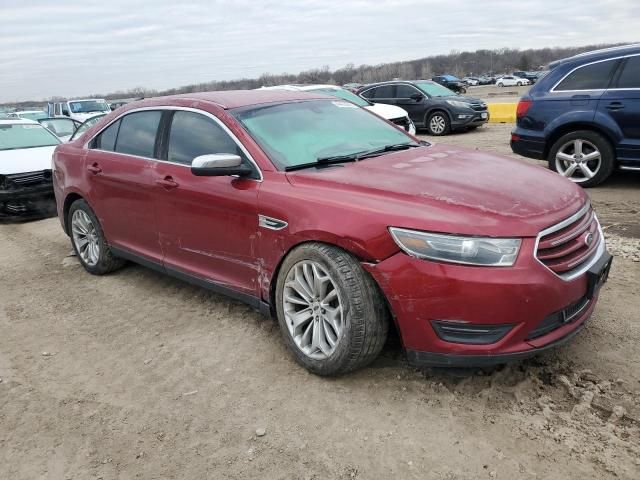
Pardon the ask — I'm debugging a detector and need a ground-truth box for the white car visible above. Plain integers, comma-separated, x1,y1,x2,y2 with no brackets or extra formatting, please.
259,84,416,135
0,119,60,217
495,76,530,87
462,77,479,86
8,110,48,121
47,98,111,123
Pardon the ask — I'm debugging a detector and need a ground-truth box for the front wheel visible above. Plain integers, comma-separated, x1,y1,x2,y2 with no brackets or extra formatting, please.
516,81,523,86
548,130,615,187
426,111,451,136
68,199,126,274
497,82,504,87
275,243,388,376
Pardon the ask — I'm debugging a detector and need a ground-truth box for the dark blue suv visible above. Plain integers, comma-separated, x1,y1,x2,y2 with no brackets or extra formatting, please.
511,44,640,187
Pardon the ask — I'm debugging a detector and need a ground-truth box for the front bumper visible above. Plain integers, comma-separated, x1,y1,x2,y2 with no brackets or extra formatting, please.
0,183,55,218
364,238,609,367
451,109,489,129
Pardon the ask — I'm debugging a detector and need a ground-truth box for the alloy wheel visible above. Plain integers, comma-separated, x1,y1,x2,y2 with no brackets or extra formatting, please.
71,210,100,266
555,139,602,183
282,260,344,360
429,115,446,135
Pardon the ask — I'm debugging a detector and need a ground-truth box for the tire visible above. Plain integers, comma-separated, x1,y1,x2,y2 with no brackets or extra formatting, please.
516,82,523,86
426,111,451,136
497,82,504,87
459,87,467,94
548,130,615,188
68,199,126,275
275,242,388,376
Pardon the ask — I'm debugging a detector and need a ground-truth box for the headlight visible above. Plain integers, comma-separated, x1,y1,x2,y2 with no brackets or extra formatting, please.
446,100,471,109
389,228,521,266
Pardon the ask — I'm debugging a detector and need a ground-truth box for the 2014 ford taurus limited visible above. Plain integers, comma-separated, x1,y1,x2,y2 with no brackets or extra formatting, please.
52,90,612,376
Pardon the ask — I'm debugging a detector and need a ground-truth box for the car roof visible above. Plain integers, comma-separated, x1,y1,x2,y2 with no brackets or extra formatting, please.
125,90,332,110
359,79,435,89
260,84,341,92
549,43,640,69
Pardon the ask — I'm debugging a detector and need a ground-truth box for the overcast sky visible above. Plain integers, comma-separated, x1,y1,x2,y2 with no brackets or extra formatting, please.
1,0,638,102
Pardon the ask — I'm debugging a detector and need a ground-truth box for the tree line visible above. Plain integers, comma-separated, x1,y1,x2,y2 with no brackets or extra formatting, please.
6,43,626,107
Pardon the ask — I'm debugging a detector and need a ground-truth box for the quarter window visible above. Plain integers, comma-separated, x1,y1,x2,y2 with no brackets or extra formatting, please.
167,111,242,165
555,60,618,91
617,56,640,89
114,111,162,158
93,119,120,151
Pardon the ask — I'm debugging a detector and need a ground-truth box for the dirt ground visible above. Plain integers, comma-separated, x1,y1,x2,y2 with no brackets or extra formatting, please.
1,124,639,480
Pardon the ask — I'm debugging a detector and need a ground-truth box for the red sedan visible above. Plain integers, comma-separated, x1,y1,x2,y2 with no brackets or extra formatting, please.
52,90,612,375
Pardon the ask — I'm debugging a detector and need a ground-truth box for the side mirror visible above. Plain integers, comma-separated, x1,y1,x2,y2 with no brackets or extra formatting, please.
409,93,424,102
191,153,253,177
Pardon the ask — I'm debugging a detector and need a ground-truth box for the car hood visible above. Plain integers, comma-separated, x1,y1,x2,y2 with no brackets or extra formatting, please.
0,145,56,175
285,144,586,237
72,112,108,122
443,95,485,105
365,103,410,121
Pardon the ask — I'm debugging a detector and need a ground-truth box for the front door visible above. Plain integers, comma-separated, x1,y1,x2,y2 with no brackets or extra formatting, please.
393,84,428,125
85,111,162,262
153,109,261,296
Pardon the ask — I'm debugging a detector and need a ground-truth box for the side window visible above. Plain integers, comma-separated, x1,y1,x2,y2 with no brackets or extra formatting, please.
555,60,618,91
114,111,162,158
93,119,120,151
617,56,640,89
396,85,421,98
62,104,70,116
368,85,395,99
167,111,242,165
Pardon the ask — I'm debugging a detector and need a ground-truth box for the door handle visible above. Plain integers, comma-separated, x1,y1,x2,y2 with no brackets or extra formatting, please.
156,176,179,190
87,163,102,174
606,102,625,111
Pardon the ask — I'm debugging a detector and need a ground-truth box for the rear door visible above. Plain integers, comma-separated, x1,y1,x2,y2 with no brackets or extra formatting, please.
360,85,395,106
597,54,640,165
85,110,162,262
152,109,261,296
550,58,620,124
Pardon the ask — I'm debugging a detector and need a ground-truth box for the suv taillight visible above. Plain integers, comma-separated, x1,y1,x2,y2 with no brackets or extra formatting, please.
516,98,532,118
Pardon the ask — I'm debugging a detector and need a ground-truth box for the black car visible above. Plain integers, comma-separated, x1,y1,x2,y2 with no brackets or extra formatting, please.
357,80,489,135
431,75,467,94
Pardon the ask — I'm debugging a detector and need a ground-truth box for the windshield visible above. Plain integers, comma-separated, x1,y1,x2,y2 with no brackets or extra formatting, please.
40,119,77,137
234,100,413,170
69,100,109,113
308,88,370,107
0,123,60,150
71,114,106,139
415,81,457,97
18,111,48,121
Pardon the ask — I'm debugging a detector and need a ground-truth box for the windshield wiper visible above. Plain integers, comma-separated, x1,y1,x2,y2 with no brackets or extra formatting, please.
284,143,420,172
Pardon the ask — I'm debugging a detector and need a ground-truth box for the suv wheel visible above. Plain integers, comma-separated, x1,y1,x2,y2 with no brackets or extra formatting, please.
426,111,451,136
275,243,388,376
548,130,615,187
68,199,126,274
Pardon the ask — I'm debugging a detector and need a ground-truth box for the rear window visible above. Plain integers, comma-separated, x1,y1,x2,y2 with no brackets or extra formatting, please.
555,59,618,91
617,56,640,89
0,123,60,151
363,85,394,99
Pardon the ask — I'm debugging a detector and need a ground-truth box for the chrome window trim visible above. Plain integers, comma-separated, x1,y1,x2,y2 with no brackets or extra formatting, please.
550,53,640,93
533,202,606,281
84,105,263,182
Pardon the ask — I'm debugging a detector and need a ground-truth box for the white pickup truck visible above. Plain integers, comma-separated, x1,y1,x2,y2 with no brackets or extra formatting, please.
47,99,111,123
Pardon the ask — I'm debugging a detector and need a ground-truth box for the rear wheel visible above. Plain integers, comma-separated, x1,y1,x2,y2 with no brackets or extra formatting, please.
275,243,388,376
497,82,503,87
68,199,125,274
426,111,451,136
548,130,615,187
